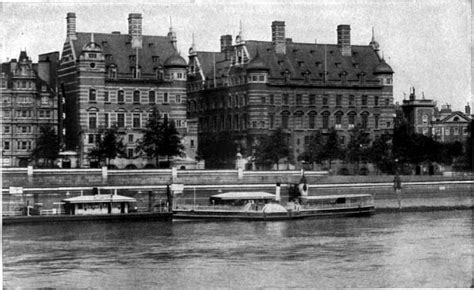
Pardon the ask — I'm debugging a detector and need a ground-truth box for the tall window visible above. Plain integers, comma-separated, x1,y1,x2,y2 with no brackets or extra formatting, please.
309,95,316,106
163,92,169,104
133,113,141,128
295,94,302,106
269,94,274,105
176,95,181,103
89,112,97,129
336,95,342,107
294,112,303,129
308,112,316,129
322,95,329,106
282,94,289,105
361,112,369,129
117,90,124,103
133,90,140,104
349,95,355,106
149,91,156,104
117,113,125,128
104,113,109,128
269,114,274,129
348,112,356,128
374,114,379,129
374,96,379,107
89,88,96,102
361,95,368,107
104,91,109,103
281,112,290,129
322,111,330,129
335,112,343,129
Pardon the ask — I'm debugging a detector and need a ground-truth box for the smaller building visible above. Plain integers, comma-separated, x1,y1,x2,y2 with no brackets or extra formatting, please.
1,51,59,167
63,193,136,215
401,87,471,143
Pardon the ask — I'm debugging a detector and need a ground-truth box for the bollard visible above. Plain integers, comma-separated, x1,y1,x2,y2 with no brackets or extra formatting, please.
172,167,178,182
27,166,33,183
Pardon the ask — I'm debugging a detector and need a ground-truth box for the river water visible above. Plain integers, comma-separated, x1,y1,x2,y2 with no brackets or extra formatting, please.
3,210,472,288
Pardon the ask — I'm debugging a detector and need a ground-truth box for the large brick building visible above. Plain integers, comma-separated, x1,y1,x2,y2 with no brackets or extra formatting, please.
1,51,59,167
187,22,395,165
58,13,197,168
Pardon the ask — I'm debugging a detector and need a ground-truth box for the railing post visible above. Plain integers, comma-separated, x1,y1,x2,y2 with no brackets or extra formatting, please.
238,168,243,180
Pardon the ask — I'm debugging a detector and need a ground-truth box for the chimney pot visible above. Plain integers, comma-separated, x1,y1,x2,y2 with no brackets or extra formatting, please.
128,13,143,49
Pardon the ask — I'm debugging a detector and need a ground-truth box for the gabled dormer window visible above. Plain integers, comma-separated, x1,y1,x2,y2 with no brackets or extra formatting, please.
108,66,117,79
131,67,141,79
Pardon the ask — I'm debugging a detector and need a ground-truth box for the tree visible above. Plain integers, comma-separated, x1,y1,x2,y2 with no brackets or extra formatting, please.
31,125,60,168
137,106,164,166
368,133,394,174
321,128,344,169
137,106,184,168
90,125,126,167
197,131,239,168
346,125,371,173
254,128,289,170
159,116,184,163
298,131,324,167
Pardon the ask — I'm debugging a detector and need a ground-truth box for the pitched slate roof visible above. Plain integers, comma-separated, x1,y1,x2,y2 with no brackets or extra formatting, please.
71,32,178,75
194,40,391,83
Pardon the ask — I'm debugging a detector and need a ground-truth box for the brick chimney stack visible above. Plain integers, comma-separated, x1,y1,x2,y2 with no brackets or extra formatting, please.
128,13,143,49
66,12,77,41
220,34,233,60
465,103,471,115
272,21,286,54
337,24,351,56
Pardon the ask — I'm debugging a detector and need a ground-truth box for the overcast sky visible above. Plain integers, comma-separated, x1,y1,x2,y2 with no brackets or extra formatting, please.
1,0,471,111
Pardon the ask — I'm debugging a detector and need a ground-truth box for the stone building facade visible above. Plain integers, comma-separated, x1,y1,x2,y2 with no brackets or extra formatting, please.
187,22,395,164
58,13,197,168
1,51,59,167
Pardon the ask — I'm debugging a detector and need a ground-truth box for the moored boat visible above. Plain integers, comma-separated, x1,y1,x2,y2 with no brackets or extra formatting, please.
173,183,375,221
3,191,172,225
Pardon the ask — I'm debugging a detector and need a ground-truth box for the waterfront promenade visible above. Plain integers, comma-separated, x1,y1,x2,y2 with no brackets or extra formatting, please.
2,168,472,214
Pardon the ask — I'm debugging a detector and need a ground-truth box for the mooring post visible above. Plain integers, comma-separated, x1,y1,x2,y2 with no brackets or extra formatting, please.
102,166,108,182
27,166,33,183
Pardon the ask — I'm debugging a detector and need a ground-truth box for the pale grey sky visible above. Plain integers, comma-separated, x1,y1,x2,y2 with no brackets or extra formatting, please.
1,0,471,111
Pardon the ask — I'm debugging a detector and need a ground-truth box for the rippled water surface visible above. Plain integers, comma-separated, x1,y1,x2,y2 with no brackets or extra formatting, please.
3,211,472,288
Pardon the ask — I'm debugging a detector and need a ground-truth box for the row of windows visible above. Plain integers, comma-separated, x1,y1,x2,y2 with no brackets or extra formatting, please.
89,89,182,104
2,141,32,150
88,112,184,130
432,127,469,136
199,113,387,132
189,94,390,112
106,66,186,81
2,110,52,118
2,96,51,105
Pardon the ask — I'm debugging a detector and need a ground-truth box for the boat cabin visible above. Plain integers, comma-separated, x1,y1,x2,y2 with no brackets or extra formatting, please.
62,194,136,215
209,191,276,206
299,194,374,208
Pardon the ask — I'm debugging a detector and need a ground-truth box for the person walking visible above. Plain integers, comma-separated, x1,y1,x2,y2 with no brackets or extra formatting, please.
393,174,402,210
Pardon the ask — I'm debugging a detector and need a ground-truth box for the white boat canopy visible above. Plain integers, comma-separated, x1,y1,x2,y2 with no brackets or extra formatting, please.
63,194,136,204
211,191,276,200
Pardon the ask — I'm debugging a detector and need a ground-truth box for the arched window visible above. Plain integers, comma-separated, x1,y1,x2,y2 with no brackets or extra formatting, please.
348,111,356,128
335,111,344,129
322,111,330,129
361,111,370,129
